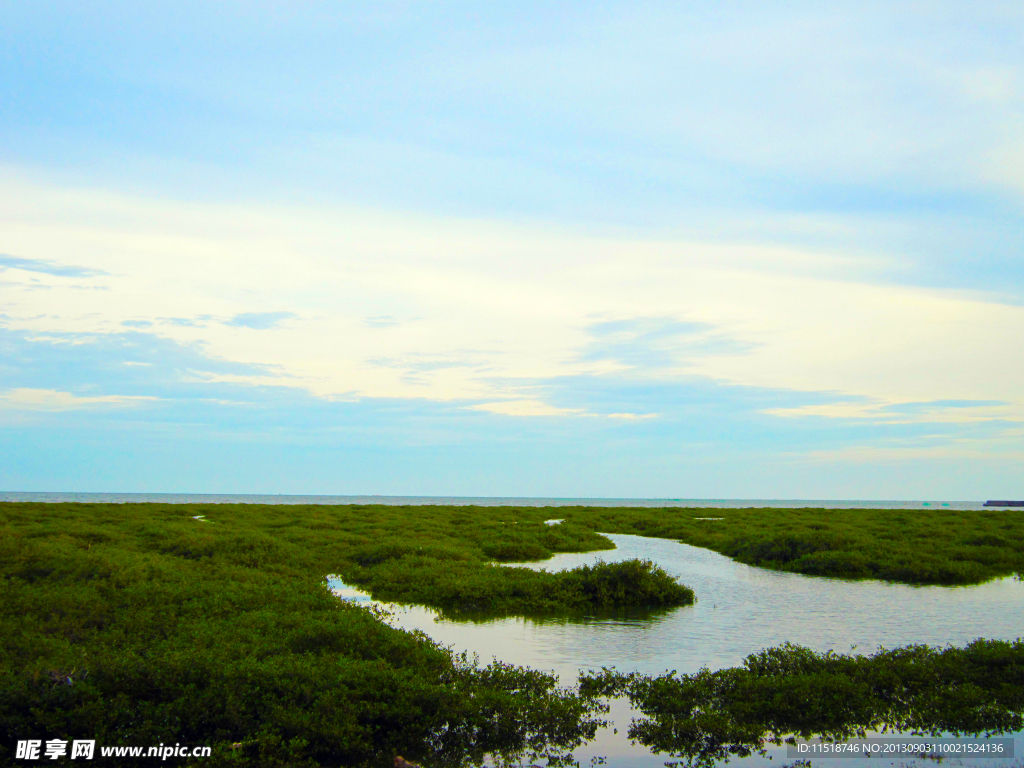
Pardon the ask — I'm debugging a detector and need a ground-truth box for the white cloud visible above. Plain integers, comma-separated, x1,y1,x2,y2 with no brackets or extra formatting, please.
468,400,584,418
763,401,1022,424
1,173,1022,426
0,388,157,411
466,400,658,419
806,444,1024,464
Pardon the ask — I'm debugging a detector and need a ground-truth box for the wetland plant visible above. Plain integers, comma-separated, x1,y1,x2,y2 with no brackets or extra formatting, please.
0,502,616,767
564,505,1024,585
580,639,1024,768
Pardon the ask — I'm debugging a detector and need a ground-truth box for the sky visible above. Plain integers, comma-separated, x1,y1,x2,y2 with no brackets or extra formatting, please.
1,1,1022,498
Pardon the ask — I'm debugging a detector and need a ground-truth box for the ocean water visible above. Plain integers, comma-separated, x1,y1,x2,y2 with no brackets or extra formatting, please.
0,491,1012,509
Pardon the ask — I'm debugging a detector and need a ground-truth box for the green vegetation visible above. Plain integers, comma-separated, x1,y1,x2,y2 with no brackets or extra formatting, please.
4,500,1022,766
351,555,693,618
0,502,621,767
563,505,1024,585
580,639,1024,768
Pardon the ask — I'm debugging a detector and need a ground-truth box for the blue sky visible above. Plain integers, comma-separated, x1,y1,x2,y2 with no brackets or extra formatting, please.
1,1,1022,497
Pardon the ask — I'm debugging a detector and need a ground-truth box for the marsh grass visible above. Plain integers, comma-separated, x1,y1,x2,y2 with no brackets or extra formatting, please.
581,640,1024,768
3,500,1021,767
563,506,1024,585
351,557,694,618
0,502,617,767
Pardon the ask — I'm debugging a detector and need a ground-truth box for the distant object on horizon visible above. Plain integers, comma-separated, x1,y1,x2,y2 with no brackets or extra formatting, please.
983,500,1024,507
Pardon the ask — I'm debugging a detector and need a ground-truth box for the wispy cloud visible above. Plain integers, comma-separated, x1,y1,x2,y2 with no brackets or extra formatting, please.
4,178,1022,414
581,317,757,370
0,388,157,411
806,444,1024,464
364,315,405,329
160,317,210,328
0,326,280,395
764,399,1020,425
468,400,585,417
225,312,296,330
0,254,109,278
368,353,490,373
466,397,658,420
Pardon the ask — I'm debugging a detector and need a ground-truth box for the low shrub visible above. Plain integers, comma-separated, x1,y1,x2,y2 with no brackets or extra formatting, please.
580,640,1024,768
0,503,611,767
565,506,1024,585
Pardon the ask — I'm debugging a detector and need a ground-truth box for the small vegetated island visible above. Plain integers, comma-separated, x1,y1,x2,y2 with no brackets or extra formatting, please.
2,502,1023,767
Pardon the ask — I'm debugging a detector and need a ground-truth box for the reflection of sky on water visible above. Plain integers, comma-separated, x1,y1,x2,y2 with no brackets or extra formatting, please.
329,534,1024,767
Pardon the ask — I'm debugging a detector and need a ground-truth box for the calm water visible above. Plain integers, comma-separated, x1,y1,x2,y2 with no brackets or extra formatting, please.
329,533,1024,767
0,491,1013,509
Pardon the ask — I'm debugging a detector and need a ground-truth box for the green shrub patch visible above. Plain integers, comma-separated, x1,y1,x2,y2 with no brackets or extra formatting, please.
581,640,1024,768
564,506,1024,585
0,503,627,767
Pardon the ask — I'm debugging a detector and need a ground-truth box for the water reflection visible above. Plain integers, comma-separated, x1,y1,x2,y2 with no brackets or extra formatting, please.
329,534,1024,766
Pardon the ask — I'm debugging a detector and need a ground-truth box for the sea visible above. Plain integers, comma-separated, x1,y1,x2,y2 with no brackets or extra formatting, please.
0,491,1013,508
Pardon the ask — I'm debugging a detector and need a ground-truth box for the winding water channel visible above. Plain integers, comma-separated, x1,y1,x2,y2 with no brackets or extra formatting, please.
328,533,1024,767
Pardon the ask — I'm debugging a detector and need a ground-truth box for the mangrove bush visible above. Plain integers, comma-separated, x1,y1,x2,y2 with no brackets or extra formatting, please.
580,639,1024,768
